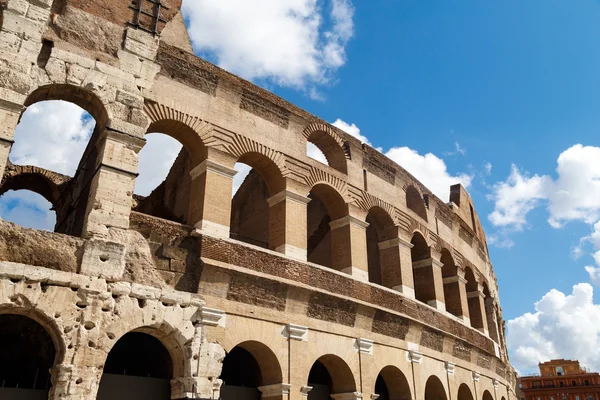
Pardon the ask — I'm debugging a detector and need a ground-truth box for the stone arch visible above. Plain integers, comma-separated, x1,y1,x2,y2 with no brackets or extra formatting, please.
441,248,463,318
25,84,109,130
145,119,208,165
0,163,67,207
303,122,348,174
424,375,448,400
220,340,284,400
307,182,350,269
101,306,192,380
411,231,437,306
465,266,486,332
0,306,66,367
406,185,428,221
0,312,60,396
236,151,285,195
374,365,412,400
366,206,399,286
457,383,474,400
230,151,286,249
98,330,174,400
482,390,494,400
307,354,357,397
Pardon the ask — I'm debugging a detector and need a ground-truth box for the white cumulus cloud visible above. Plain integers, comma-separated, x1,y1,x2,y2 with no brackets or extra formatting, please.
385,147,472,202
0,190,55,231
508,283,600,374
9,101,94,176
332,118,374,147
487,164,549,231
182,0,355,90
330,118,471,201
488,145,600,231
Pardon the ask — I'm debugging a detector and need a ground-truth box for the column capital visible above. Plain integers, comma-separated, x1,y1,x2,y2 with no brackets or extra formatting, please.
467,289,485,299
330,215,369,230
190,159,237,180
267,189,311,207
259,383,292,398
200,307,226,327
355,338,374,355
412,258,443,270
443,275,468,285
378,237,413,250
472,371,481,382
286,323,308,341
408,350,423,364
445,361,456,375
300,385,313,398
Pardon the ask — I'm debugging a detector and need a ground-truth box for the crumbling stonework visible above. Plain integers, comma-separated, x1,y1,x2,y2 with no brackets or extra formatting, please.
0,1,515,399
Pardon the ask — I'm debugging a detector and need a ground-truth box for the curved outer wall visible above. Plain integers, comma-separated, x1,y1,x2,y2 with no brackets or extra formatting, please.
0,0,515,399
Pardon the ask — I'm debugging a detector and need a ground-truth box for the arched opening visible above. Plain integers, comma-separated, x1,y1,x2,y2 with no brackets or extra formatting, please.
482,390,494,400
374,366,412,400
0,189,56,231
441,249,462,318
307,355,356,399
305,129,347,174
465,267,485,332
366,207,398,286
307,184,348,269
6,92,101,235
229,152,285,250
0,314,57,399
411,232,436,306
483,283,500,343
98,332,172,400
457,383,474,400
406,186,427,221
133,128,198,225
220,341,283,400
424,375,447,400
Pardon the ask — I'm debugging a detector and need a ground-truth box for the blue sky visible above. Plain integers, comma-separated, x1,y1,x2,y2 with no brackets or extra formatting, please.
4,0,600,374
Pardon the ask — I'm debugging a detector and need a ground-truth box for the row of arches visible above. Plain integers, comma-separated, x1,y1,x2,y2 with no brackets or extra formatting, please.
0,313,507,400
0,85,501,340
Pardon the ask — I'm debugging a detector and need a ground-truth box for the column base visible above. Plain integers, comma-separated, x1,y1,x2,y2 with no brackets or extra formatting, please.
393,285,415,299
427,299,446,311
341,266,369,282
194,220,230,238
275,244,307,261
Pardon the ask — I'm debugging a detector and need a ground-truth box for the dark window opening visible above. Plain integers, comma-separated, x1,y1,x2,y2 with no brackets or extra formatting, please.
0,314,55,392
308,360,332,400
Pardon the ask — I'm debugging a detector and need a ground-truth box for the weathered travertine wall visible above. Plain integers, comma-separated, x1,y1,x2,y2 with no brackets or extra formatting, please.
0,0,514,399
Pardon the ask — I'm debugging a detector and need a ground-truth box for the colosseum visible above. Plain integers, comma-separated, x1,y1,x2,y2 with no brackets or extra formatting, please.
0,1,515,399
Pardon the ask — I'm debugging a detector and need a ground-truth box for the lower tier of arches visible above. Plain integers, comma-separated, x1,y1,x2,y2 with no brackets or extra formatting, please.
0,262,514,400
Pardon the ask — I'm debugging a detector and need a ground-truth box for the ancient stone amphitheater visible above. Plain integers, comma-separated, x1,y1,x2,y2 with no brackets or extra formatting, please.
0,1,515,399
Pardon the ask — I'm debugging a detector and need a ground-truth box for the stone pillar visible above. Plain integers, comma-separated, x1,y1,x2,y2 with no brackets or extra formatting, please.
0,90,25,179
267,190,311,261
82,128,143,237
442,268,470,323
467,284,489,335
486,298,500,343
188,158,237,238
171,325,225,400
378,236,415,298
412,257,446,311
330,215,369,281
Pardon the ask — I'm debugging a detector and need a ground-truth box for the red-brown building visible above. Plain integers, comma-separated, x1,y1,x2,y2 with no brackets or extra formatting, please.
519,360,600,400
